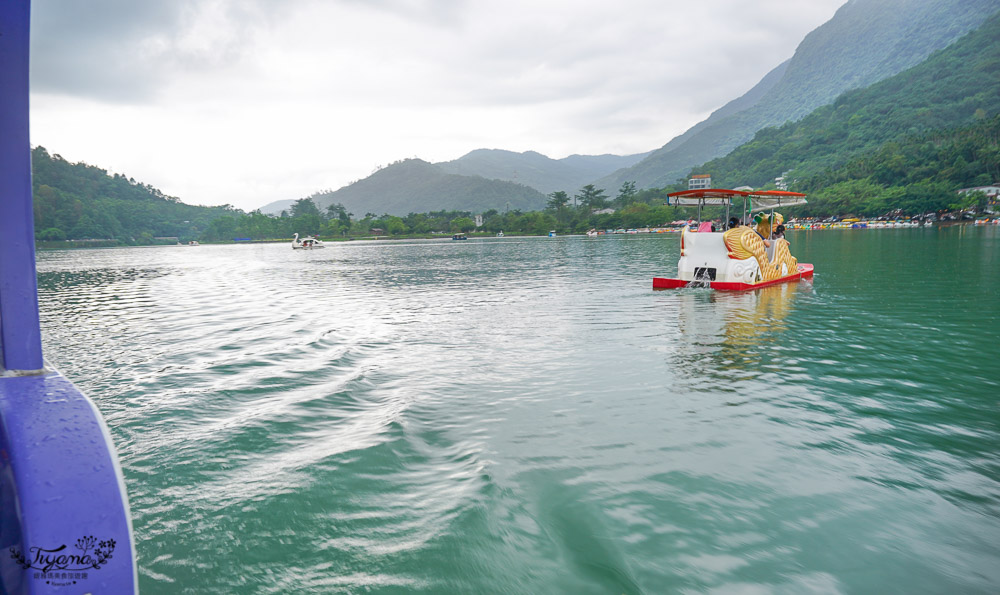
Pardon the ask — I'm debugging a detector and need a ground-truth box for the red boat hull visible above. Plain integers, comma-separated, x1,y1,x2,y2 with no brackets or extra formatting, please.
653,263,814,291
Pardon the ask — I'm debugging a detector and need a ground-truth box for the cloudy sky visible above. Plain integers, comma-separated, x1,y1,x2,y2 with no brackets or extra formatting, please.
29,0,846,211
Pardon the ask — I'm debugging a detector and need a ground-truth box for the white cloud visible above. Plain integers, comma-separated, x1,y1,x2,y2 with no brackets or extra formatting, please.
28,0,846,210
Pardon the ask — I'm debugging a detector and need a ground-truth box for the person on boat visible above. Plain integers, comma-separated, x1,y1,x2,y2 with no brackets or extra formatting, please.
753,215,772,247
728,217,740,230
755,212,786,246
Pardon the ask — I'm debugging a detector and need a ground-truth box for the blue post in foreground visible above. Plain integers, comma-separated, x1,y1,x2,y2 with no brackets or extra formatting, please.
0,0,43,373
0,2,138,593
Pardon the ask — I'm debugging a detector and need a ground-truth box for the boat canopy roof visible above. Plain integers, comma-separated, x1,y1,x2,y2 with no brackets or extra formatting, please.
666,188,807,210
667,189,748,206
748,190,809,211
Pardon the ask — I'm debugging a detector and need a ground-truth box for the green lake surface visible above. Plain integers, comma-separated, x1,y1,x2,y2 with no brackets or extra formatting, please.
36,226,1000,593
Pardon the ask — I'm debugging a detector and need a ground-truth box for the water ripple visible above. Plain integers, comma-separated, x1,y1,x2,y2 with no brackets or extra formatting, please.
35,228,1000,593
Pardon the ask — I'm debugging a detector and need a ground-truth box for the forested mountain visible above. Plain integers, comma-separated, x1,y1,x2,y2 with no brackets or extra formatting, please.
31,147,232,242
692,11,1000,215
435,148,648,194
597,0,997,191
299,158,548,216
259,149,646,214
800,116,1000,216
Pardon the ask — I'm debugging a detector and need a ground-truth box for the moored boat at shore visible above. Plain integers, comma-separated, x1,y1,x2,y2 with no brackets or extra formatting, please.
653,189,814,291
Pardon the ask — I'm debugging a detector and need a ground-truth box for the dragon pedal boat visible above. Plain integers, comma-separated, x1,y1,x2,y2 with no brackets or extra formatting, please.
653,189,814,291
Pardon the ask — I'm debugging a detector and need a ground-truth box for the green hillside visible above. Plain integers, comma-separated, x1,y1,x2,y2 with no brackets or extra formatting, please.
597,0,997,191
304,158,548,216
690,11,1000,214
31,147,232,243
800,116,1000,216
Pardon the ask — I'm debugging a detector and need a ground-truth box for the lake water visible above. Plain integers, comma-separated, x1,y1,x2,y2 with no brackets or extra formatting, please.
36,226,1000,593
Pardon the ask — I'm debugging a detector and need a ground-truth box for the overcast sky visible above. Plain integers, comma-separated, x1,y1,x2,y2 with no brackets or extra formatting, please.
29,0,846,211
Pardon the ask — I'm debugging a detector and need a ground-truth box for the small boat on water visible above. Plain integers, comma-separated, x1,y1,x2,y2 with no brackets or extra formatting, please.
292,232,325,249
548,230,557,237
653,189,814,291
586,229,599,237
497,230,504,237
452,233,468,240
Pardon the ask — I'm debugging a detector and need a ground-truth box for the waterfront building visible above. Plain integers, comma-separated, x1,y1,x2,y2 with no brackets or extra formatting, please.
689,174,711,189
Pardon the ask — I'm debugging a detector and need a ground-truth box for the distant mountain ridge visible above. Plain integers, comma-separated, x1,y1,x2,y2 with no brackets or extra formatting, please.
289,158,548,217
260,149,645,215
436,149,649,194
596,0,998,191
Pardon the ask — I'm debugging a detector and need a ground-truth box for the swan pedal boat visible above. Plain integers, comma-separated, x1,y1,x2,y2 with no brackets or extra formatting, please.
653,189,814,291
292,232,325,249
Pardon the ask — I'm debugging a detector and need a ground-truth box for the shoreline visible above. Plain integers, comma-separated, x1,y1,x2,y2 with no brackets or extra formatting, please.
34,219,999,250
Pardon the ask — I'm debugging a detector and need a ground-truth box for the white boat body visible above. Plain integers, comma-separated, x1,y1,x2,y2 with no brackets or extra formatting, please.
292,233,325,249
654,225,813,290
676,226,765,284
